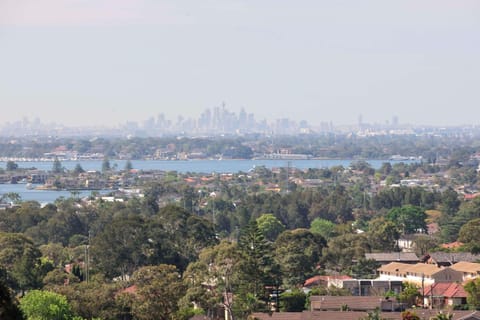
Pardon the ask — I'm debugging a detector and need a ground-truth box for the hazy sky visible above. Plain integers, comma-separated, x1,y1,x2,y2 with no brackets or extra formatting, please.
1,0,479,127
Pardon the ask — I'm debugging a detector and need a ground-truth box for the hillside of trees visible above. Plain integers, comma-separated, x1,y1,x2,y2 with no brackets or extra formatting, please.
1,134,480,319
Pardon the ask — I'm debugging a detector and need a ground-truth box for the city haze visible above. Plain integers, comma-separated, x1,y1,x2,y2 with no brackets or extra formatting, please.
1,0,479,128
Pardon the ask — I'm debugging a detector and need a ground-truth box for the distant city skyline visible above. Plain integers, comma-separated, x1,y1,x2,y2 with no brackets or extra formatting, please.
0,104,405,128
2,103,474,139
1,0,479,127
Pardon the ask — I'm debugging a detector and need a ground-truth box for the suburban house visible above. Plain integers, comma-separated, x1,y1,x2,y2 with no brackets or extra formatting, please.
422,282,467,309
377,262,463,285
450,261,480,282
364,252,419,265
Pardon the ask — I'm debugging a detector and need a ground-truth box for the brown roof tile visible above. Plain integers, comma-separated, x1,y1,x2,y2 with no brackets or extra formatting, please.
450,261,480,274
250,310,480,320
310,296,386,311
377,262,446,277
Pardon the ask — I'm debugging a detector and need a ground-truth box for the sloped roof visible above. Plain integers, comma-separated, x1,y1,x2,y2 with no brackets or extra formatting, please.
251,311,380,320
378,262,448,277
429,252,480,264
365,252,419,262
304,275,352,287
423,283,467,298
457,311,480,320
310,296,385,311
450,261,480,274
377,262,412,275
121,285,137,294
441,241,464,249
406,263,446,276
249,310,480,320
444,283,468,298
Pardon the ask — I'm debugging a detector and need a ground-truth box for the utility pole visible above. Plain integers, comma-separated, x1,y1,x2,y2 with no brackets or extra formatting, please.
85,230,91,283
84,244,88,282
421,273,425,308
286,161,291,193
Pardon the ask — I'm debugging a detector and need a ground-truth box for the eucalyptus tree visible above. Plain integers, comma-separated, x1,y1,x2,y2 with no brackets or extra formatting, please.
90,215,151,280
385,205,427,234
19,290,73,320
0,233,43,294
274,228,326,288
182,241,243,320
129,265,186,320
256,213,285,242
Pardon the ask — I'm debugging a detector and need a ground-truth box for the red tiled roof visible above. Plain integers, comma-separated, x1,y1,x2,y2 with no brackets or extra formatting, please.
121,285,137,294
304,275,352,287
444,283,467,298
423,283,467,298
464,193,480,200
441,241,464,249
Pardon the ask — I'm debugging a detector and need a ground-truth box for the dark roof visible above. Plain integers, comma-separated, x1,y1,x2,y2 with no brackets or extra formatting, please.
365,252,419,263
310,296,386,311
428,252,480,264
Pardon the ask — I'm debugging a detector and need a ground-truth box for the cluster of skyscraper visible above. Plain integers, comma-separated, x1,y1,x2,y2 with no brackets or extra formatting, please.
0,105,310,137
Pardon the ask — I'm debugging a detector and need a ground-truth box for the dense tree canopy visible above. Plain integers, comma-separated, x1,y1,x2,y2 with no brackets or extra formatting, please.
19,290,73,320
458,218,480,252
130,264,186,320
274,229,326,287
0,280,23,320
256,214,285,242
386,205,427,234
0,233,43,293
0,132,479,317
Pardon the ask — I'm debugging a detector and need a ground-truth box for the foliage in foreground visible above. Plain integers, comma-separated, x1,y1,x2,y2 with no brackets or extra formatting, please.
19,290,73,320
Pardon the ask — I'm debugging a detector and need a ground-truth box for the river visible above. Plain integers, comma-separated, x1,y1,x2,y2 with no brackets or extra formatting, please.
0,183,104,204
0,158,416,204
0,158,414,174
